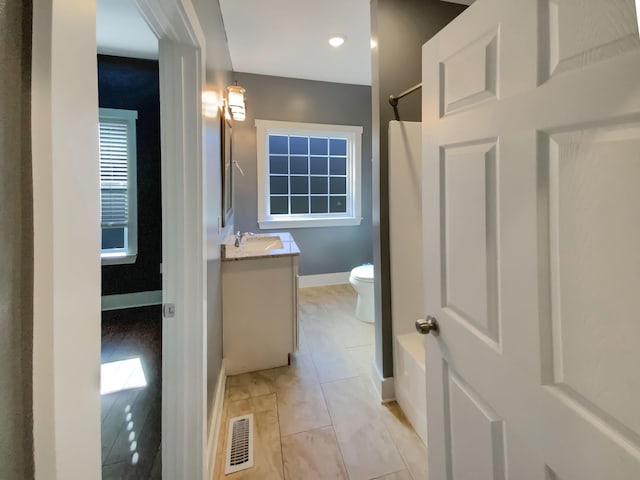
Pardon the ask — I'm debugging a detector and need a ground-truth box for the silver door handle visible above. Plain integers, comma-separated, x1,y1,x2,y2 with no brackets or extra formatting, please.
415,316,439,336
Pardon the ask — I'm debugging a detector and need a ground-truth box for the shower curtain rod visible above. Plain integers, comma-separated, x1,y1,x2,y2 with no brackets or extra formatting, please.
388,82,422,107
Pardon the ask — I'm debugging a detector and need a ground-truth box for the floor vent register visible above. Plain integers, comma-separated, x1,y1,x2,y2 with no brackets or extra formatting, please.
224,414,254,474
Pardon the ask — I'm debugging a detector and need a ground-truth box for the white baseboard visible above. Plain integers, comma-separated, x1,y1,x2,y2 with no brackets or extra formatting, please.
101,290,162,311
298,272,350,288
207,362,227,480
371,363,395,403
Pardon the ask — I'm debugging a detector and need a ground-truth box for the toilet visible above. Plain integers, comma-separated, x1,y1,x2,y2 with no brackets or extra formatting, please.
349,264,375,323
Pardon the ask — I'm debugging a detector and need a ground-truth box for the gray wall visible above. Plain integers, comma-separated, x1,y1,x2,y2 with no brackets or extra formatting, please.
0,0,34,477
232,72,373,276
191,0,234,423
371,0,466,377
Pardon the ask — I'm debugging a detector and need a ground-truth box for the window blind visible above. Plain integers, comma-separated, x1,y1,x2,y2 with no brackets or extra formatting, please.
99,120,130,228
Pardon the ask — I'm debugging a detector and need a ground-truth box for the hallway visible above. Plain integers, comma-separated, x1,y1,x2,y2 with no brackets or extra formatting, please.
214,285,427,480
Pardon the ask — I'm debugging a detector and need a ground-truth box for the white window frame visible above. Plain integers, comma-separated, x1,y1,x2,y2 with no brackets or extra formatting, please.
256,119,363,229
99,107,138,265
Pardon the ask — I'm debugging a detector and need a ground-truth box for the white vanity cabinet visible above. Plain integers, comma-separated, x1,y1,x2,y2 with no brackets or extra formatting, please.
221,232,299,375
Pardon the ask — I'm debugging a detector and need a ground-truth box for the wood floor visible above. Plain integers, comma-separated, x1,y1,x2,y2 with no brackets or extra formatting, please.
101,306,162,480
214,285,428,480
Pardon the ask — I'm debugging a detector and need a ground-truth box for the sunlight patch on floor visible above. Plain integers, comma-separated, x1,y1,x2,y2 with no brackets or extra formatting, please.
101,357,147,395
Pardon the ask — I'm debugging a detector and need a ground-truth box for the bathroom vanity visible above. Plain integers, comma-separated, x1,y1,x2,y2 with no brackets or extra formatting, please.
221,232,300,375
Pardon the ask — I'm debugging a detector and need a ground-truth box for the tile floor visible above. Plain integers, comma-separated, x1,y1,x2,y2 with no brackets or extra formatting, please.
213,285,428,480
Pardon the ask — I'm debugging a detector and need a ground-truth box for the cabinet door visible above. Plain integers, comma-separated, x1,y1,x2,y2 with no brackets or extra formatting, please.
223,256,295,374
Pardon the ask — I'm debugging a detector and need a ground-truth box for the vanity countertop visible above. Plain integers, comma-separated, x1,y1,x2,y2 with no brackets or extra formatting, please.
222,231,300,261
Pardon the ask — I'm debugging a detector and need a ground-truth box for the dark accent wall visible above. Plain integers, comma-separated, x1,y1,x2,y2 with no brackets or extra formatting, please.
98,55,162,296
0,0,34,477
371,0,466,377
232,72,373,276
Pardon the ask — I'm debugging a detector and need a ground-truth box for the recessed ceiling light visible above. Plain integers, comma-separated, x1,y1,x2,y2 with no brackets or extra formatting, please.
328,34,346,48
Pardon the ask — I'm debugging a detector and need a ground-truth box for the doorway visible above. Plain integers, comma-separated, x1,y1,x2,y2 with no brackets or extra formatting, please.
31,0,206,477
96,4,164,477
97,0,208,478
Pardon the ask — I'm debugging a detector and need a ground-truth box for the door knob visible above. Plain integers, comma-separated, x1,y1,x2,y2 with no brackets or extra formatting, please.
415,316,440,336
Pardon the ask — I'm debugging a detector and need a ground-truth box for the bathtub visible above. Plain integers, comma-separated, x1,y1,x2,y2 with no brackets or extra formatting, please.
394,333,428,446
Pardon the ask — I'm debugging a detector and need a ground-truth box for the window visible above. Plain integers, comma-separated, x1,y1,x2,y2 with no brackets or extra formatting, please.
99,108,138,264
256,120,363,229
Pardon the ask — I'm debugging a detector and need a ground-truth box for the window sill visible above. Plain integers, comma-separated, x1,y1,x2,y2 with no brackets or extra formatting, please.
258,217,362,229
101,253,138,266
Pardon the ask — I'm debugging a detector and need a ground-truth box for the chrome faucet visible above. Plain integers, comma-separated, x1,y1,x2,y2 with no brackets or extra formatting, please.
234,231,253,247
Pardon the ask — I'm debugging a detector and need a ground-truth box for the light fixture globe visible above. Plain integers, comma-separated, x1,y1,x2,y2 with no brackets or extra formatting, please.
328,34,346,48
227,83,246,121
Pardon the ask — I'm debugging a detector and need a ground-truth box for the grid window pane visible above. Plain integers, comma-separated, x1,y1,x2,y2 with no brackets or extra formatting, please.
270,176,288,195
289,136,308,155
330,157,347,175
263,127,357,221
330,177,346,195
310,137,328,155
270,196,288,214
270,155,288,174
102,227,126,250
290,156,309,174
310,156,328,175
291,196,309,214
269,135,288,154
310,176,328,194
330,138,347,155
330,196,347,213
311,196,328,213
290,176,309,194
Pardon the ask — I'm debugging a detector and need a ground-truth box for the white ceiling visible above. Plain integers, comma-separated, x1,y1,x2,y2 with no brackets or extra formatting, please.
96,0,370,85
96,0,468,86
96,0,158,60
219,0,372,86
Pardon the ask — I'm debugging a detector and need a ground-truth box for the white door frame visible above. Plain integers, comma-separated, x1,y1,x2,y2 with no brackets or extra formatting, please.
136,1,208,479
32,0,208,478
32,1,102,477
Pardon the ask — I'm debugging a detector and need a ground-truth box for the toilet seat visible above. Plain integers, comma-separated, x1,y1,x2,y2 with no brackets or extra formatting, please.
350,264,374,283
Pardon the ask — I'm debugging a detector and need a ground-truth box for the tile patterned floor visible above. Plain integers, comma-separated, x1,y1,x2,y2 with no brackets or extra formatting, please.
214,285,428,480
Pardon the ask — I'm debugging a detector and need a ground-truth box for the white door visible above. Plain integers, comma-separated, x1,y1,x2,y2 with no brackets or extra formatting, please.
422,0,640,479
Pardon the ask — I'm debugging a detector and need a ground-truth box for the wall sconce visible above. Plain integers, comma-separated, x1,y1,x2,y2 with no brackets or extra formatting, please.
227,82,246,121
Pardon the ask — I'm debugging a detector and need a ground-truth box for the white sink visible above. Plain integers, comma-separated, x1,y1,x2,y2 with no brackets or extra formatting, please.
242,236,283,251
223,232,298,260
